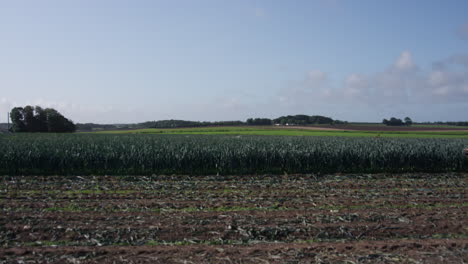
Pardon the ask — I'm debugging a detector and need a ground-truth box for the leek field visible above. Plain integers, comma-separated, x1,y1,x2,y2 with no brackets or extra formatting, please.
1,133,467,175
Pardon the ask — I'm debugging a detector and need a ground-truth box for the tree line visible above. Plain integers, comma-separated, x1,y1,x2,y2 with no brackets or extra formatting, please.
10,106,76,133
80,115,346,131
78,115,344,131
382,117,412,126
143,120,245,129
76,120,246,131
247,115,346,126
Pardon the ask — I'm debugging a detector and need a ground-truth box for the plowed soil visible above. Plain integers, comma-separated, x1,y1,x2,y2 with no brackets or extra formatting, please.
1,174,467,263
296,125,468,132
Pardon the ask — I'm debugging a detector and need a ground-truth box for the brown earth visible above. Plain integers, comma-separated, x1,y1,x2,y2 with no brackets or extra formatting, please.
1,239,467,264
1,174,467,263
291,125,468,132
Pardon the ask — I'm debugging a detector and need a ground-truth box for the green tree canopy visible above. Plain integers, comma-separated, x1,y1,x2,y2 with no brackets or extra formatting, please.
271,115,335,125
383,117,405,126
404,117,413,126
9,106,76,133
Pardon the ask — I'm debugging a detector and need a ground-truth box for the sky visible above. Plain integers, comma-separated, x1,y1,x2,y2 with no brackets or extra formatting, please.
1,0,468,123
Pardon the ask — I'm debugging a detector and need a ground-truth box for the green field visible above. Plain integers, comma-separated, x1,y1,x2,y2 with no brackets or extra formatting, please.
92,126,468,138
1,133,467,175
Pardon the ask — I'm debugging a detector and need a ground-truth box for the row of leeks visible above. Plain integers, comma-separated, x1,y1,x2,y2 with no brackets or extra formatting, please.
0,134,467,175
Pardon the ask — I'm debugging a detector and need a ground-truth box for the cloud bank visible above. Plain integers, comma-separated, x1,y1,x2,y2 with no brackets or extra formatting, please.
277,51,468,109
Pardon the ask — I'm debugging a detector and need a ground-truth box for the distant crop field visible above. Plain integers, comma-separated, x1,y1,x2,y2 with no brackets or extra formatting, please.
92,126,468,138
412,124,468,128
345,123,468,129
1,133,467,175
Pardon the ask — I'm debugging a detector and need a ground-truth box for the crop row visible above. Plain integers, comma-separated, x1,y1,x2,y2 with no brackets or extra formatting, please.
1,134,468,175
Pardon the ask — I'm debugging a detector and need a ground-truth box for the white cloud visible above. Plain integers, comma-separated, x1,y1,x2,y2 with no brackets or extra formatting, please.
428,71,446,86
343,74,369,97
345,74,366,85
393,51,416,71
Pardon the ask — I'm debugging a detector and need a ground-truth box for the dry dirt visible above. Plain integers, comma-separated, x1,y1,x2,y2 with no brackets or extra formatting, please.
292,125,468,132
1,174,467,263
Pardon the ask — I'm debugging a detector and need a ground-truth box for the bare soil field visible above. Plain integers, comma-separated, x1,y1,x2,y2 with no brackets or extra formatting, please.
301,125,468,132
1,174,467,263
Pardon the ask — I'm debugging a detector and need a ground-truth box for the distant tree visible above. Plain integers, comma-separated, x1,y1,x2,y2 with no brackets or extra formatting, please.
137,120,244,129
246,118,272,126
404,117,413,126
9,106,76,133
76,123,118,131
314,115,334,124
391,117,404,126
34,106,48,132
273,115,335,126
384,117,405,126
333,120,347,125
296,119,306,125
10,107,26,132
44,108,76,132
23,105,37,132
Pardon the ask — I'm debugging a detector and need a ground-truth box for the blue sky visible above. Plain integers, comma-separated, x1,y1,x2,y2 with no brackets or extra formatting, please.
1,0,468,123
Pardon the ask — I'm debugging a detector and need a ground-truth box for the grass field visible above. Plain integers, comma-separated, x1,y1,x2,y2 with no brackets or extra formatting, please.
93,126,468,138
